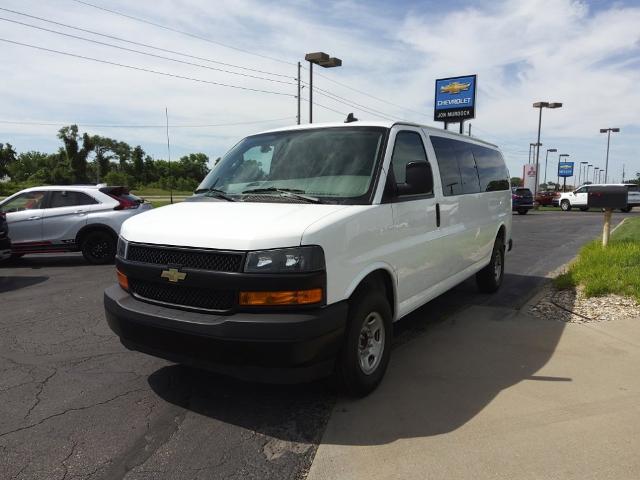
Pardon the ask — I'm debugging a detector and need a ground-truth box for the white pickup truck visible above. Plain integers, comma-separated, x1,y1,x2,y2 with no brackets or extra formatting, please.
559,183,640,212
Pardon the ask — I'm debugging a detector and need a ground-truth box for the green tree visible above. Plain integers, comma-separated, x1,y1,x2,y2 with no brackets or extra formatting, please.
57,125,94,183
510,177,522,187
0,143,17,178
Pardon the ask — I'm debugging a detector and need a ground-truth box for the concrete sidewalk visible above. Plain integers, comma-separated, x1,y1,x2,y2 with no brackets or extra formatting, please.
308,306,640,480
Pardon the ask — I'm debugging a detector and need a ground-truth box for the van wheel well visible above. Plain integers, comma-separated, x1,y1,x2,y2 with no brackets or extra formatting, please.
76,225,117,248
351,270,395,320
496,225,506,244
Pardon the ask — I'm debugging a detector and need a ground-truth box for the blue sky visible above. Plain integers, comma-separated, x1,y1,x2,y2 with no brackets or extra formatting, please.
0,0,639,183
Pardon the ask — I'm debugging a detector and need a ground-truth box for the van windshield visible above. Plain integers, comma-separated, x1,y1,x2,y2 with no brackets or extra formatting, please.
196,127,386,204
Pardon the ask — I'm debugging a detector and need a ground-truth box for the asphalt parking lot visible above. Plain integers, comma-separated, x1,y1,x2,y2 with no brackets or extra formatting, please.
0,209,637,480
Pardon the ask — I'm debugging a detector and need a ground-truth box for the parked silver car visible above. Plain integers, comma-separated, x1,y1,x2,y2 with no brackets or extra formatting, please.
0,185,152,264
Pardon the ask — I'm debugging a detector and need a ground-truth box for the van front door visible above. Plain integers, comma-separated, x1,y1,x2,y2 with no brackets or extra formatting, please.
386,128,447,316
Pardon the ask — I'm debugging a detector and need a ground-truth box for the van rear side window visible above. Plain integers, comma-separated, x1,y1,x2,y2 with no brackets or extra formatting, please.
431,136,509,196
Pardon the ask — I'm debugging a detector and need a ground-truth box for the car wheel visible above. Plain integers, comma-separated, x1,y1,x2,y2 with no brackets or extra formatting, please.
517,209,528,215
560,200,571,211
620,206,632,213
81,231,116,264
335,285,392,397
579,207,589,212
476,237,505,294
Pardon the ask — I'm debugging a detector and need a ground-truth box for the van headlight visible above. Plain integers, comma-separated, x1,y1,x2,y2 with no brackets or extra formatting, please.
244,246,325,273
117,236,128,259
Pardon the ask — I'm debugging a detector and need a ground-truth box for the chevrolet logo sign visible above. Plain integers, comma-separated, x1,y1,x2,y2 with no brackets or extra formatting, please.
440,81,471,95
161,268,186,283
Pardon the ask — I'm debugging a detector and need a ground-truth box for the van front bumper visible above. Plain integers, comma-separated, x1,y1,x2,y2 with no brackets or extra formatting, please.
104,285,347,383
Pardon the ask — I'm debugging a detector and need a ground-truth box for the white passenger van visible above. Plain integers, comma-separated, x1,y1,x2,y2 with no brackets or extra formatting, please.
104,121,512,396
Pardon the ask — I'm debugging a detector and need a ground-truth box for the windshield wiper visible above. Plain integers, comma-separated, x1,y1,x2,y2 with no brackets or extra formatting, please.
194,188,235,202
241,187,322,204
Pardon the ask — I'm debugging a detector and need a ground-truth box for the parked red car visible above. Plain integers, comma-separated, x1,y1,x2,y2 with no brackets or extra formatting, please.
535,191,560,206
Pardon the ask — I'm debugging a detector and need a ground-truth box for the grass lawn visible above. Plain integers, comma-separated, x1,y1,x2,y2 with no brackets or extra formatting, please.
148,199,183,208
555,217,640,301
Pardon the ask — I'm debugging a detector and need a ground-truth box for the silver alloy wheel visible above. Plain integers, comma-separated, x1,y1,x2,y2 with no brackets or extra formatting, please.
494,248,503,282
358,311,385,375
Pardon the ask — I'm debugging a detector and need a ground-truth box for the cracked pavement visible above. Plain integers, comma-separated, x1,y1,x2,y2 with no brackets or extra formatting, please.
0,211,636,479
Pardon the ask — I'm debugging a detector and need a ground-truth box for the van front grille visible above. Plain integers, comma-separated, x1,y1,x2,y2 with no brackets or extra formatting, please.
127,244,243,272
129,279,235,312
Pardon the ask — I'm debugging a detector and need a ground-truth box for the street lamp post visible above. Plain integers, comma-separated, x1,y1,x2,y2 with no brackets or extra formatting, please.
599,127,620,184
304,52,342,124
558,153,570,191
532,101,562,200
544,148,557,185
578,161,588,186
594,167,599,184
587,164,593,183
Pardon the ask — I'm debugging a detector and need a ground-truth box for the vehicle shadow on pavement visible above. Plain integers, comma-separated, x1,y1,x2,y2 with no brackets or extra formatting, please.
147,273,566,446
148,364,335,448
0,275,49,293
1,254,106,269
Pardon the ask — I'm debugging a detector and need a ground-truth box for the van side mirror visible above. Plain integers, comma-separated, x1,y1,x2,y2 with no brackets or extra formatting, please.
397,162,433,196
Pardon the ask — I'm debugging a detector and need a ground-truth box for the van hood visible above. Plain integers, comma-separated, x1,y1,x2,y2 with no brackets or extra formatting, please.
120,201,350,251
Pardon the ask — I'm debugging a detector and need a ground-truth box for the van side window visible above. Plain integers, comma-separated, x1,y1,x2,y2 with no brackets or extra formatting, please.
391,131,433,195
472,145,510,192
456,144,481,194
431,137,462,196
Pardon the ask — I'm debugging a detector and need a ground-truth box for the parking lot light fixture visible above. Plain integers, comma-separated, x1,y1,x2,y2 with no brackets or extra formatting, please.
544,148,557,184
587,164,593,183
304,51,342,123
532,101,563,199
578,161,588,186
599,127,620,183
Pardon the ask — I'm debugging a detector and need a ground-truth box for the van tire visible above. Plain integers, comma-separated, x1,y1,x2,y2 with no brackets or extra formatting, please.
476,237,505,294
335,288,392,397
81,231,116,264
560,200,571,211
579,206,589,212
517,209,528,215
621,206,632,213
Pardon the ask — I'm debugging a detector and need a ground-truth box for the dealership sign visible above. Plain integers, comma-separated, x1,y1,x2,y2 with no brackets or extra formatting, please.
522,164,537,191
434,74,477,122
558,161,574,178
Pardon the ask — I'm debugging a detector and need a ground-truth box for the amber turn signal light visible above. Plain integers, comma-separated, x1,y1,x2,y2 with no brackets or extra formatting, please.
239,288,323,306
116,269,129,291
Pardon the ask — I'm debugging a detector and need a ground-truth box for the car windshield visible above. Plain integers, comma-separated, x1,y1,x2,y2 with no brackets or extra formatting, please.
196,127,386,204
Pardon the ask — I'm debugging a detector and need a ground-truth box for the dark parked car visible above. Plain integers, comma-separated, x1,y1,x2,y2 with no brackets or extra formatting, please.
536,190,560,206
512,187,534,214
0,212,11,262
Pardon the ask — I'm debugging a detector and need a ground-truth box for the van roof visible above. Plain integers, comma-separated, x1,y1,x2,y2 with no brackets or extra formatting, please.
257,120,498,149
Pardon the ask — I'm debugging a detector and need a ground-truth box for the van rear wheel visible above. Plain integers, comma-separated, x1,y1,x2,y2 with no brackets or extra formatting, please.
335,287,392,397
476,237,505,294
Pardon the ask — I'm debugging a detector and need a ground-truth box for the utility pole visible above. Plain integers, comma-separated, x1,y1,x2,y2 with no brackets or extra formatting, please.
297,62,301,125
165,107,173,205
622,163,626,183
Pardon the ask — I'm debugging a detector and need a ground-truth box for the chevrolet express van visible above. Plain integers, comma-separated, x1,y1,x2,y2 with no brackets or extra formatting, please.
105,121,512,396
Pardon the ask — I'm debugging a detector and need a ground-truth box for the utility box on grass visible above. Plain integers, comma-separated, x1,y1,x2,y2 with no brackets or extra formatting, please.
587,185,628,210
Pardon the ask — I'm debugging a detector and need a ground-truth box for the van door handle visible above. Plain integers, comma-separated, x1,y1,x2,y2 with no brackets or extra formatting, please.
27,216,41,220
436,203,441,228
75,210,86,214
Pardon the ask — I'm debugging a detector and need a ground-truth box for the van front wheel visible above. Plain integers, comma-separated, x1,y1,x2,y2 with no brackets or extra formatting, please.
476,237,505,293
336,288,392,397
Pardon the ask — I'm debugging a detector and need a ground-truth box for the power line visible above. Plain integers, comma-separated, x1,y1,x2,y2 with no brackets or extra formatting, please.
0,38,294,97
302,65,429,118
0,16,295,85
71,0,296,66
306,83,400,121
0,6,292,79
0,117,296,129
299,98,347,117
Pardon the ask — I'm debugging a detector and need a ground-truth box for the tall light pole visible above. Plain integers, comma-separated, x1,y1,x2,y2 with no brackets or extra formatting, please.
533,101,562,199
544,148,557,185
558,153,570,191
599,127,620,184
578,161,588,186
587,164,593,183
304,52,342,124
594,167,599,184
